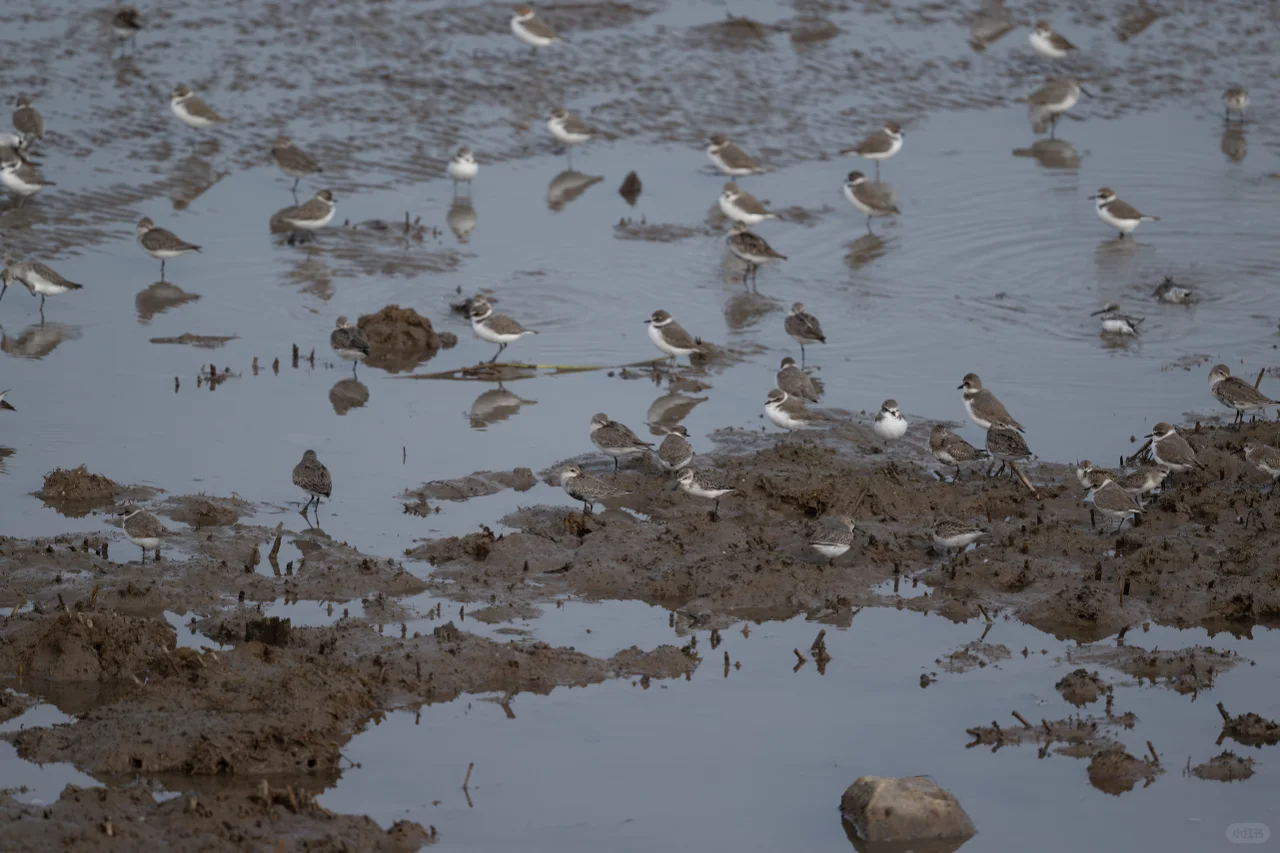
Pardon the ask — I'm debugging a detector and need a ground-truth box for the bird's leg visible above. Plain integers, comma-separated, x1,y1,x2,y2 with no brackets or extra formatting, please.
160,259,166,281
742,265,750,287
865,215,873,234
800,344,806,369
710,499,720,522
16,196,25,209
582,501,593,516
139,545,146,565
1089,507,1095,528
613,457,620,474
292,176,300,194
874,161,880,181
1118,232,1125,240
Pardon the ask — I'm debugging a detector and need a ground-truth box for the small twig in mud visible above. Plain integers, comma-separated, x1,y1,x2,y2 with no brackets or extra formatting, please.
848,485,871,518
1009,461,1038,496
1041,719,1053,736
1217,701,1232,723
1013,711,1032,729
1147,740,1160,765
462,762,474,791
810,630,827,653
978,604,993,623
1125,438,1152,468
793,648,807,664
1255,368,1265,391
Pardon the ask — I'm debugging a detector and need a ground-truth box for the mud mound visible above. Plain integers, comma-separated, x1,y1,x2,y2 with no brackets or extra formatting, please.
1056,669,1108,706
35,464,118,511
0,612,174,683
1087,747,1162,796
1190,751,1256,782
158,494,253,528
357,305,441,373
405,469,538,503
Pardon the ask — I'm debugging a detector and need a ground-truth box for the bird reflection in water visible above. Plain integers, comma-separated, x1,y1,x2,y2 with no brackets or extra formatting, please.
135,280,200,323
1012,138,1079,169
547,170,603,212
1,323,78,359
469,385,536,429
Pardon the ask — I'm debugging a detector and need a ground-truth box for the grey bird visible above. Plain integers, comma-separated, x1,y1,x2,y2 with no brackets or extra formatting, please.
929,424,987,480
706,134,766,176
0,390,14,411
330,316,370,376
842,171,900,232
1153,277,1195,305
674,467,735,521
469,296,538,363
959,373,1023,431
810,514,857,565
933,520,987,554
560,464,627,514
272,135,323,195
119,507,167,564
137,217,200,280
1091,302,1144,336
776,356,821,403
784,302,825,367
985,424,1031,478
1086,478,1143,534
657,425,694,472
1208,364,1276,428
1241,438,1280,495
726,221,785,287
292,449,332,521
1114,465,1168,500
1,257,83,322
112,7,143,54
1147,423,1203,477
13,96,44,141
589,412,652,472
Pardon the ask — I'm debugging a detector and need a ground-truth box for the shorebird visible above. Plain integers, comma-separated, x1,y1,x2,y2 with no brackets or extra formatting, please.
559,464,627,514
1091,303,1144,336
986,424,1031,477
589,412,652,472
12,97,44,143
0,390,14,411
1,257,83,321
842,171,899,231
137,217,200,280
1241,438,1280,494
810,515,857,565
657,425,694,472
271,136,323,195
0,133,35,165
292,449,332,521
873,400,908,441
1147,423,1202,477
776,356,821,402
330,316,370,376
929,424,986,480
674,468,735,520
933,520,987,555
784,302,825,366
119,507,167,564
547,108,598,165
958,373,1023,431
718,182,776,225
112,7,143,54
1223,86,1249,123
726,221,785,286
469,296,537,363
1153,277,1194,305
706,134,765,176
511,5,560,50
765,388,818,432
1087,478,1143,534
170,84,227,129
447,147,479,192
1029,22,1077,59
1,154,54,205
646,309,702,363
1114,465,1168,501
840,121,904,178
1024,77,1089,136
278,190,337,241
1209,364,1276,428
1090,188,1160,239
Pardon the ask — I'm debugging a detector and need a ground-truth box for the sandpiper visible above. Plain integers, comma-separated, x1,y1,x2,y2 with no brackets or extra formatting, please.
1029,22,1077,59
469,296,537,363
1091,303,1144,336
1090,188,1159,239
271,136,322,194
112,7,143,53
1087,478,1143,533
718,182,776,225
777,356,821,402
12,97,44,142
1241,438,1280,493
706,134,765,176
0,155,54,205
929,425,987,479
292,449,332,520
840,121,904,178
810,515,857,565
1153,277,1194,305
765,388,818,431
0,133,34,165
1223,86,1249,122
137,217,200,280
0,390,13,411
843,171,899,231
784,302,825,366
548,108,598,162
873,400,908,441
560,464,627,514
0,257,83,321
646,309,702,363
119,507,167,564
1148,423,1202,475
657,425,695,472
674,468,735,520
279,190,337,238
986,424,1031,477
1075,460,1115,491
1114,465,1168,499
726,221,785,286
330,316,370,376
511,6,559,49
589,412,652,472
447,147,479,191
1024,78,1089,134
1208,364,1276,428
958,373,1023,431
933,520,987,554
170,84,227,129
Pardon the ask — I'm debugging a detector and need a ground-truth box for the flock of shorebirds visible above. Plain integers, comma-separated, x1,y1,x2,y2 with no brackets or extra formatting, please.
0,6,1270,564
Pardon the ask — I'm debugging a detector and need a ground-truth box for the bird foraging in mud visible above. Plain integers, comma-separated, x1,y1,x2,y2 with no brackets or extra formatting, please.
1240,438,1280,495
118,506,167,564
1147,422,1203,477
657,425,694,472
589,412,652,472
292,449,332,522
674,467,735,521
929,424,987,480
559,464,627,514
985,424,1031,478
1085,478,1143,534
810,515,857,565
932,520,987,555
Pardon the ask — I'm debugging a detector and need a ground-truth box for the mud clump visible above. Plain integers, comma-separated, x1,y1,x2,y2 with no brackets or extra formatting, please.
406,469,539,502
1087,746,1162,796
1190,751,1256,782
36,464,120,513
938,642,1010,674
158,494,252,528
1056,668,1108,706
1217,702,1280,748
1072,645,1243,695
0,612,174,683
357,305,440,373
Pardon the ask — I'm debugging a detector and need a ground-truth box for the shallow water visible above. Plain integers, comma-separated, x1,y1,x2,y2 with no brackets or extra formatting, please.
2,0,1280,847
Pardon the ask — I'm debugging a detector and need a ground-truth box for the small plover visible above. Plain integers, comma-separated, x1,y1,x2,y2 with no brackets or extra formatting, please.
929,424,987,479
119,507,167,564
646,309,702,362
1208,364,1276,428
1153,277,1194,305
469,296,538,363
1091,303,1144,336
776,356,821,402
1024,77,1089,132
548,108,598,162
718,182,776,225
271,136,322,193
657,425,695,472
810,515,857,564
1241,438,1280,492
840,121,904,178
447,147,479,190
511,5,560,49
674,467,735,520
112,7,143,52
1087,478,1143,533
1029,21,1077,59
958,373,1023,431
170,84,227,129
765,388,818,431
0,155,54,205
873,399,908,441
1148,422,1202,475
292,449,332,520
985,424,1031,477
933,520,987,554
12,97,44,141
1114,465,1168,499
706,134,765,176
784,302,825,365
560,464,627,514
589,412,652,472
137,217,200,279
1223,86,1249,122
0,257,83,320
1090,188,1159,239
280,189,337,236
1075,460,1115,491
843,171,899,230
330,316,370,375
0,390,13,411
726,221,785,285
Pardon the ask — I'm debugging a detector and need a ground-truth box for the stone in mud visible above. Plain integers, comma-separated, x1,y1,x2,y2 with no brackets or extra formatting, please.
357,305,440,372
1055,668,1107,706
840,776,976,843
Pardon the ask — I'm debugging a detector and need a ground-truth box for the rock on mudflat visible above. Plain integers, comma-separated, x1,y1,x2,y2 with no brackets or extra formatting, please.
840,776,976,844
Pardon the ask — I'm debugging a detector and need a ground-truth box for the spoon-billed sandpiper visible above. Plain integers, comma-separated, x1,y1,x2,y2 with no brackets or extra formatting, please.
986,424,1031,477
784,302,825,366
330,316,370,375
590,412,652,471
119,507,167,564
559,464,627,514
137,217,200,280
1089,188,1159,239
674,467,735,520
1208,364,1276,428
292,449,332,521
